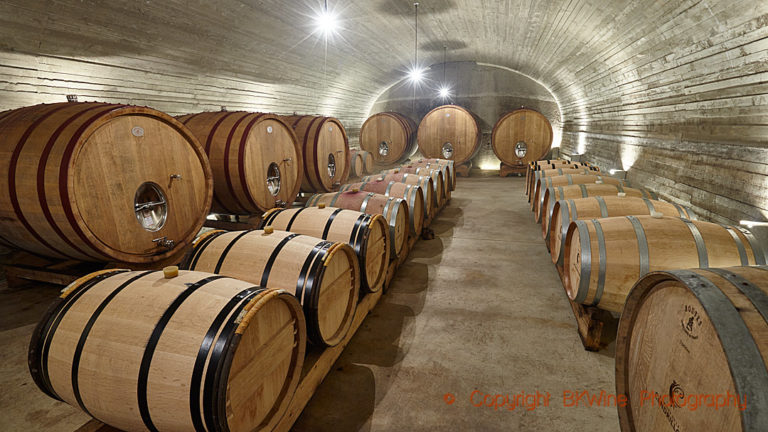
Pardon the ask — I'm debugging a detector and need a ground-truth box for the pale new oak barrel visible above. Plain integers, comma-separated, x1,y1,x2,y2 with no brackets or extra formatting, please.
616,266,768,432
279,115,350,192
28,269,305,432
306,190,409,258
417,105,481,164
0,102,212,263
177,111,302,214
349,149,374,177
532,173,631,215
182,230,359,346
359,112,417,165
383,166,446,207
413,158,456,190
549,196,694,265
538,183,657,225
342,180,425,236
492,109,553,166
362,173,435,219
526,166,600,197
406,163,453,200
525,160,596,198
563,215,765,313
261,206,389,293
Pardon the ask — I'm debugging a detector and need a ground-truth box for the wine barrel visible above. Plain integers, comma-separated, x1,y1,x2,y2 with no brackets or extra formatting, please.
491,109,553,167
0,102,212,264
279,115,350,192
359,112,417,165
261,206,389,293
616,266,768,432
549,196,695,265
417,105,481,164
538,182,656,224
176,111,302,214
407,163,453,200
413,158,456,191
349,149,374,177
563,215,765,313
526,161,596,197
527,166,600,198
28,269,305,432
182,229,359,346
532,173,629,215
362,173,435,219
306,190,409,258
384,166,446,206
342,180,425,236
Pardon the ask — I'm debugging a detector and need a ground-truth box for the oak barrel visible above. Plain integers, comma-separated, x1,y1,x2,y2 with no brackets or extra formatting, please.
549,196,694,265
359,112,417,165
538,183,656,224
532,173,630,215
182,229,359,346
306,190,409,258
417,105,481,164
616,266,768,432
342,180,425,236
563,215,765,313
491,109,553,167
261,206,389,293
405,163,453,200
384,166,446,206
28,269,305,432
279,115,350,192
177,111,302,214
362,173,435,219
527,166,600,198
525,161,596,197
0,102,212,263
349,149,374,177
413,158,456,191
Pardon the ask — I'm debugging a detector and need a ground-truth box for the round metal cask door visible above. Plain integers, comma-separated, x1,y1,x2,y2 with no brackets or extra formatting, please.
73,114,209,258
360,113,408,164
243,118,300,207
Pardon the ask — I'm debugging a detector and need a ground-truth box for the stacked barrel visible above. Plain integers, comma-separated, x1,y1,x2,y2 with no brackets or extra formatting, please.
524,158,768,432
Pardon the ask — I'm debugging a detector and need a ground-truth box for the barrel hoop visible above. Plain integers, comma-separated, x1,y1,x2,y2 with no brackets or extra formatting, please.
190,286,262,432
616,183,625,193
9,103,99,260
309,117,327,190
71,271,157,416
351,214,370,257
339,184,351,192
200,112,239,214
557,168,563,175
138,275,227,432
37,104,109,260
323,208,344,240
330,192,342,207
385,181,395,195
681,220,708,268
303,243,334,344
671,202,687,218
578,184,588,198
260,233,301,286
594,196,608,218
210,230,254,274
30,270,127,402
723,226,749,266
667,269,768,431
642,198,655,213
237,113,268,210
736,227,767,265
285,207,307,231
590,219,607,307
360,192,376,214
566,174,573,185
627,216,650,276
184,231,227,271
295,240,331,303
573,220,592,304
261,208,285,228
706,268,768,324
649,189,658,200
220,113,251,213
556,201,572,267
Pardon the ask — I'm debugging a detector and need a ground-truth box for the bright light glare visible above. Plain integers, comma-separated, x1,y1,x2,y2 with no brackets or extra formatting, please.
740,220,768,228
609,169,616,175
408,68,424,82
439,86,450,98
315,9,338,36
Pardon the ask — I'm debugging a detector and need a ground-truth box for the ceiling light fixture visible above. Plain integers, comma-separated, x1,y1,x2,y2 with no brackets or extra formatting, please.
315,0,338,38
439,86,450,98
438,45,451,99
409,2,421,84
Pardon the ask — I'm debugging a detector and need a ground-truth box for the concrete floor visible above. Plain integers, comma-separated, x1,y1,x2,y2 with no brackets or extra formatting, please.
0,174,619,431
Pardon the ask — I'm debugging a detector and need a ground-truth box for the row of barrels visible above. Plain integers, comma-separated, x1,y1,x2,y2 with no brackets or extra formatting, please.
360,106,555,169
524,159,768,431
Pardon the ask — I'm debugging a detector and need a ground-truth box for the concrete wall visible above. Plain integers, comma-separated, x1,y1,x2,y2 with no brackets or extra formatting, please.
370,61,561,168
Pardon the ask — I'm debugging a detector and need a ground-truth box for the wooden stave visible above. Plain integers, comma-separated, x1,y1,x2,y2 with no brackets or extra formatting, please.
491,109,553,166
342,180,425,236
615,266,768,432
0,102,213,264
413,158,456,191
177,111,303,214
27,269,306,432
181,229,359,346
260,206,389,293
416,105,481,165
563,215,766,313
537,181,655,224
361,173,435,219
384,167,445,207
359,112,417,165
280,115,350,193
548,196,695,265
533,172,627,216
306,191,409,258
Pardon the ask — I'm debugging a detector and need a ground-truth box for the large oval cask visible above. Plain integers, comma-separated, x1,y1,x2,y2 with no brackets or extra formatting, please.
417,105,481,164
616,266,768,432
563,216,765,313
279,115,350,192
359,112,417,165
342,180,425,236
538,183,656,225
362,173,435,219
549,196,694,264
492,109,553,167
0,102,212,264
177,111,302,214
182,230,359,346
261,206,389,293
28,269,305,432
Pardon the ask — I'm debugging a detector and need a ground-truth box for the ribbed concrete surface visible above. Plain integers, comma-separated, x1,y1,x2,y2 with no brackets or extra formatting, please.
294,174,619,431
